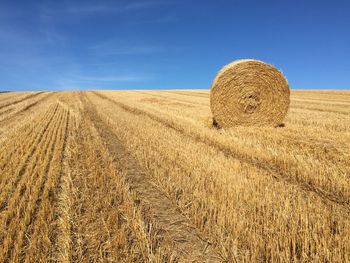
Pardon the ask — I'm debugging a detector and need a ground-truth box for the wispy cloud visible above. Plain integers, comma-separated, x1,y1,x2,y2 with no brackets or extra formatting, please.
53,74,153,90
75,75,149,82
66,4,119,14
0,1,172,91
65,1,166,15
88,44,164,56
125,1,164,10
135,14,178,24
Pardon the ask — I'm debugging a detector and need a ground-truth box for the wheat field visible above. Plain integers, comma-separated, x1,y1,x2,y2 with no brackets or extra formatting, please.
0,90,349,262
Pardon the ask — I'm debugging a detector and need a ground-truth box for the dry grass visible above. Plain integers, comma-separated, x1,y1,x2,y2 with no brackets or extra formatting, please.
0,90,349,262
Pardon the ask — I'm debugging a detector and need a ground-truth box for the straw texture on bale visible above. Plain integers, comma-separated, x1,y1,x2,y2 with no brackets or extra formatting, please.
210,59,290,127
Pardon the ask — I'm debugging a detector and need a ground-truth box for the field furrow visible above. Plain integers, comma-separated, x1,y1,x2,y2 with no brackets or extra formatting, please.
162,90,210,98
144,90,350,131
0,105,59,204
0,90,349,262
0,104,58,173
87,90,350,262
0,105,64,262
54,119,76,262
0,92,56,146
0,92,17,104
138,90,208,106
82,94,223,262
0,92,44,110
13,109,65,262
22,108,70,262
0,93,30,108
0,92,52,123
91,91,350,210
64,101,171,262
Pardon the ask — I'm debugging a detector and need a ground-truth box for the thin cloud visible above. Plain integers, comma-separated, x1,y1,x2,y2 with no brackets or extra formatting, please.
66,4,120,14
125,1,164,10
146,14,177,23
88,44,164,56
76,75,147,82
53,74,153,90
65,1,166,15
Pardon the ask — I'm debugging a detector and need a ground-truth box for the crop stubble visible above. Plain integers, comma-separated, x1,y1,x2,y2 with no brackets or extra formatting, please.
0,90,349,262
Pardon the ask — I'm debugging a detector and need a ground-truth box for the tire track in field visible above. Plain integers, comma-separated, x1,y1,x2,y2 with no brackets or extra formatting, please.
0,107,13,117
0,104,57,172
0,92,55,146
83,95,224,263
0,105,59,211
0,92,54,123
136,90,208,106
292,96,350,104
22,108,70,262
0,93,19,107
0,93,16,104
0,106,63,262
52,111,73,263
0,103,58,180
290,104,350,115
159,90,350,115
0,105,61,219
0,92,44,110
91,91,350,212
157,90,350,117
0,107,65,262
160,90,210,98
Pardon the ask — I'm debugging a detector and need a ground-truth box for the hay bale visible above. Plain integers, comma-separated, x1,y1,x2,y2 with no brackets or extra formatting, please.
210,59,290,127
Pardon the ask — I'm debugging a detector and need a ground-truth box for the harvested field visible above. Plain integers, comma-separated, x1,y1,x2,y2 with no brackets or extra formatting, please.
0,90,349,262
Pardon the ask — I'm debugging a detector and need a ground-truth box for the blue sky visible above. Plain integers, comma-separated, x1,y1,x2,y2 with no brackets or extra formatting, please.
0,0,349,91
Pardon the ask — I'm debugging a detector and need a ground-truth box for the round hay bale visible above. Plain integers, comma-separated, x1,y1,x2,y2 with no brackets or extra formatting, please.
210,59,290,127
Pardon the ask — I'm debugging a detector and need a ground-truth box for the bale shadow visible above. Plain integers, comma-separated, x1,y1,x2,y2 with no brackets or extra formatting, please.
212,118,221,129
211,118,286,129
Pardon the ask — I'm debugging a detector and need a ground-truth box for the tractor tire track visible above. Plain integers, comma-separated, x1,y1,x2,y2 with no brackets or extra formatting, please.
83,94,224,263
155,91,349,115
22,108,69,262
0,107,63,262
0,104,57,172
0,93,16,104
51,110,73,263
159,90,210,98
136,90,208,107
0,106,61,221
0,105,59,211
0,92,54,123
0,92,44,110
91,91,350,213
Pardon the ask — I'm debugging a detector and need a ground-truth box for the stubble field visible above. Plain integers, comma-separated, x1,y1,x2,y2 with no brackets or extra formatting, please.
0,90,349,262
